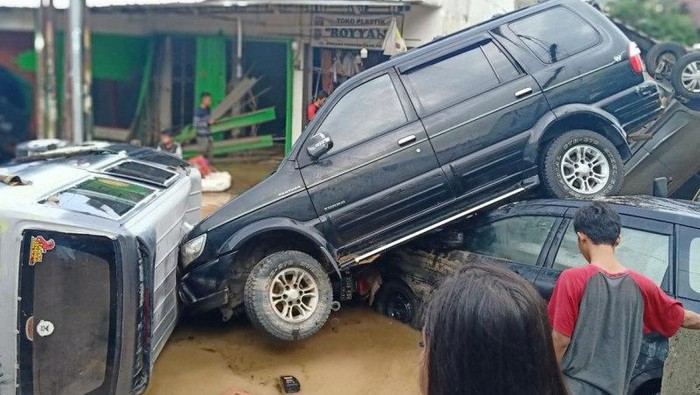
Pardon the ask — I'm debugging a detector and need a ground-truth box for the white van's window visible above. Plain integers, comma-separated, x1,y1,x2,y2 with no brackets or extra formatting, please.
314,74,406,155
510,7,600,64
402,45,499,116
41,177,154,219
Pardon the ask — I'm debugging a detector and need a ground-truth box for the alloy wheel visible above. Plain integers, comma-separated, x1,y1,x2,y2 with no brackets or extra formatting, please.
681,61,700,93
268,267,319,323
560,144,610,195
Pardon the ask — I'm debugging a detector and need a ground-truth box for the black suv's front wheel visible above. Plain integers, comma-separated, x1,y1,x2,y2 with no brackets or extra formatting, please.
244,251,332,341
541,130,623,199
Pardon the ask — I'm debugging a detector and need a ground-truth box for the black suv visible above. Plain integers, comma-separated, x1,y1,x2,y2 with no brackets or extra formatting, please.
179,0,662,340
376,196,700,394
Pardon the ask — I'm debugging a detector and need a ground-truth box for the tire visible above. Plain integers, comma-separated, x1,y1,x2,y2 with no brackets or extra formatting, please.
671,52,700,101
645,42,686,80
243,251,332,341
374,280,421,329
541,130,623,199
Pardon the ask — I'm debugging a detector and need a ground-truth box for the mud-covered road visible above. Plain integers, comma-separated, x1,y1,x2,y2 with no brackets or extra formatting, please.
146,308,421,395
146,159,422,395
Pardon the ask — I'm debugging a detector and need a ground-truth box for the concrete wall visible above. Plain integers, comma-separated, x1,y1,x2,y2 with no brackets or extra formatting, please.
403,0,515,47
661,329,700,394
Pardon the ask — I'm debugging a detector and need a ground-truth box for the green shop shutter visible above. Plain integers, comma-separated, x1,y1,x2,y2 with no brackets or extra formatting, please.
195,36,226,140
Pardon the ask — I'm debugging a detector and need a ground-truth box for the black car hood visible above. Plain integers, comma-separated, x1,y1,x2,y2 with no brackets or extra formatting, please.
191,164,306,236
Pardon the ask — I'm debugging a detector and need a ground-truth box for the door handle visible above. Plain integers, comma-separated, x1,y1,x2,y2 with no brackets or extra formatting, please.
515,87,534,98
398,135,417,146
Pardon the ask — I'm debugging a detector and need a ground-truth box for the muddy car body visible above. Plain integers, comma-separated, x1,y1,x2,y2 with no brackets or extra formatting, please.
0,149,201,394
180,0,663,341
376,197,700,395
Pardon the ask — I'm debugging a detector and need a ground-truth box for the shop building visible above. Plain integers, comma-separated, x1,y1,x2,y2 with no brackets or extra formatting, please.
0,0,516,152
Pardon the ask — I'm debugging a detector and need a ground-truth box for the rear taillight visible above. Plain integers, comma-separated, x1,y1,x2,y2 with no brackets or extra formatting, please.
629,42,644,74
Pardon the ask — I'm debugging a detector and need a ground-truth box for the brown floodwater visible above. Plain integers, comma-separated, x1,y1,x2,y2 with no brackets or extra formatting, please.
149,163,422,395
145,307,422,395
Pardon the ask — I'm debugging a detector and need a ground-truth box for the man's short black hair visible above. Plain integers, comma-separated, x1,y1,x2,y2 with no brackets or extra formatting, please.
200,92,211,100
573,202,621,246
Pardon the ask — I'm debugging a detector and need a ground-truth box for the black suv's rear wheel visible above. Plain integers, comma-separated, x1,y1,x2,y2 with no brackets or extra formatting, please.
244,251,332,341
541,130,623,199
671,52,700,101
374,280,420,329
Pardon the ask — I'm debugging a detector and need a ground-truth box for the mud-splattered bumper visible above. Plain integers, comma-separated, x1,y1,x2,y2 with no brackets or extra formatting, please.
178,250,238,313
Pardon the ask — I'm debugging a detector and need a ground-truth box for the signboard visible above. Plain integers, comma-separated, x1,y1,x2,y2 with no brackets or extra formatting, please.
312,14,395,50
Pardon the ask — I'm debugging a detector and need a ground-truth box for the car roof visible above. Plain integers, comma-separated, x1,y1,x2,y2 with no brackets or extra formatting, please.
496,196,700,228
0,148,183,210
0,152,123,198
360,0,579,74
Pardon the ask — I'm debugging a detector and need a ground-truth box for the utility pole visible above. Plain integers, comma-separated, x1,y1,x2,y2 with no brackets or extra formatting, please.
63,0,85,143
35,3,46,138
36,0,58,139
83,15,93,141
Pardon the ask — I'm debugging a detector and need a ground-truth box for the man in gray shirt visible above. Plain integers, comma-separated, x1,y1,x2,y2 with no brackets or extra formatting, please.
549,202,700,394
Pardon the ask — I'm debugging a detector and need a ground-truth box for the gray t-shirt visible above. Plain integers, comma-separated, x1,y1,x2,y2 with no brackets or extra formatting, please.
549,265,685,395
562,272,644,394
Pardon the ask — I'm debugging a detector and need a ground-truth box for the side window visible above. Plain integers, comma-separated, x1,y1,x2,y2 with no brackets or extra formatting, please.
481,41,521,83
401,44,500,116
463,216,557,266
509,7,600,64
554,221,670,286
314,74,407,155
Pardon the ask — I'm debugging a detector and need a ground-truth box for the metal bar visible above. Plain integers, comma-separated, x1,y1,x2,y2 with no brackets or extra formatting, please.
35,3,46,138
68,0,84,143
352,187,527,264
83,19,93,141
44,0,57,139
284,39,293,155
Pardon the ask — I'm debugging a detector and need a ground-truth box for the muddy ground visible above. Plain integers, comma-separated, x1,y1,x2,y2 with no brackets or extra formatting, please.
145,157,422,395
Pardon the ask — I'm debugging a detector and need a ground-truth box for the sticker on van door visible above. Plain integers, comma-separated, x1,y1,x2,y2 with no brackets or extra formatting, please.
28,235,56,266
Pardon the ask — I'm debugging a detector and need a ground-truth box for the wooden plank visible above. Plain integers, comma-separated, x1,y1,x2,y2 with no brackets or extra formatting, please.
211,76,259,120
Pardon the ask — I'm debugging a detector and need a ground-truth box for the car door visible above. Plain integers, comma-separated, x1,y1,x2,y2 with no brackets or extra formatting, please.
675,225,700,313
538,212,674,300
495,5,629,110
398,35,550,202
298,72,452,253
461,214,562,285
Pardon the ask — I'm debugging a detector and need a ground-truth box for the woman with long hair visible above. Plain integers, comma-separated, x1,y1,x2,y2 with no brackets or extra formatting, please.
420,264,568,395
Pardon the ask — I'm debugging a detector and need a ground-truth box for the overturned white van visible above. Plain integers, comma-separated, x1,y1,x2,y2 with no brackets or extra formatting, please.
0,146,200,394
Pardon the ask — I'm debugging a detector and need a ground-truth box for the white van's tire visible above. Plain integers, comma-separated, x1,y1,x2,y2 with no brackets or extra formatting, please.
244,251,332,341
541,130,623,199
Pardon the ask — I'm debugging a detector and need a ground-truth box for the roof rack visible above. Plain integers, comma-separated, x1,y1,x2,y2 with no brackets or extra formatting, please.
15,147,119,163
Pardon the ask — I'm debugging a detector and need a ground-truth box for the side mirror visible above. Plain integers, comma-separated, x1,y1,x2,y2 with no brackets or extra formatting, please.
306,133,333,159
652,177,669,198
